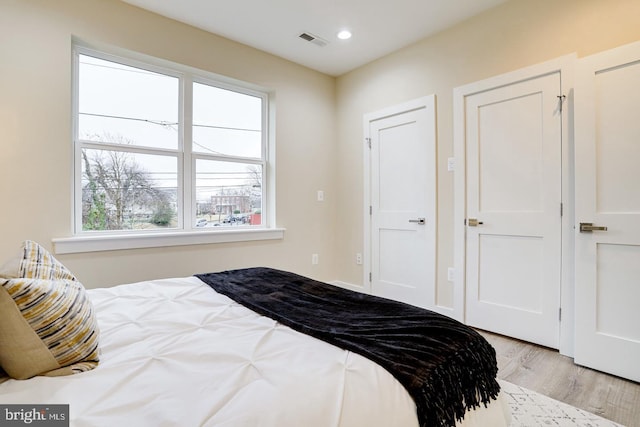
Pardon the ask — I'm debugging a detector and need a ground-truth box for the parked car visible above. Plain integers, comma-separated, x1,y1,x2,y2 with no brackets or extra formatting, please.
222,215,241,224
195,218,208,227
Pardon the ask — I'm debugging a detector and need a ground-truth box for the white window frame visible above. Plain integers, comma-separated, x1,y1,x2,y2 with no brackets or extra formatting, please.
54,41,283,254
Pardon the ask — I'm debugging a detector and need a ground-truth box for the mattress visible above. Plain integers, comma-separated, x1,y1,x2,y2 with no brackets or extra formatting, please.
0,276,511,426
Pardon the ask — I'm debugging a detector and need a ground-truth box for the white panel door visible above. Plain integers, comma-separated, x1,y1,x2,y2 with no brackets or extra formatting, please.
366,96,436,310
464,72,562,348
574,41,640,382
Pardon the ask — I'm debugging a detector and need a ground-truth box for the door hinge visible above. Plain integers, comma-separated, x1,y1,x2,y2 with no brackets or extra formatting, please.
369,205,372,215
560,202,564,217
365,137,372,149
557,94,566,112
559,307,562,321
369,272,372,282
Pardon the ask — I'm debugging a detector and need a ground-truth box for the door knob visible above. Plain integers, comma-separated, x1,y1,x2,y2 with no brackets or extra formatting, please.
579,222,608,232
409,218,426,225
467,218,483,227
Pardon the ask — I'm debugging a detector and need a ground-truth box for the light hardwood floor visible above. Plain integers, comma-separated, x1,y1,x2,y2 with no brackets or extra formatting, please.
477,330,640,427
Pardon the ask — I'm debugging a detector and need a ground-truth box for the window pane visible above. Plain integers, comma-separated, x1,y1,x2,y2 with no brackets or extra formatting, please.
193,83,262,158
78,55,179,150
195,159,262,227
81,148,178,231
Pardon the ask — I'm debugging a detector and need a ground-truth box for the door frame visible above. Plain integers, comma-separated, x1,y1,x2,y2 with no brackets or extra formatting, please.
453,55,576,356
363,95,437,307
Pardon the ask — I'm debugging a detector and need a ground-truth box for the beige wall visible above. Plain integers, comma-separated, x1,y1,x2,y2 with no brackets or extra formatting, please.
335,0,640,307
0,0,337,287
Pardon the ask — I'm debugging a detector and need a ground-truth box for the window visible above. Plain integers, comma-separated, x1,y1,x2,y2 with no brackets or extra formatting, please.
69,45,274,251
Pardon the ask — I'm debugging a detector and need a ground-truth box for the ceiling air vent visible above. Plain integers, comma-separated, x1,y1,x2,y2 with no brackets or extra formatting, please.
298,32,329,47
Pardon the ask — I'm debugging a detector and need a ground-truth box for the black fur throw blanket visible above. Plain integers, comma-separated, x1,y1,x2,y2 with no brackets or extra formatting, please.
196,267,500,427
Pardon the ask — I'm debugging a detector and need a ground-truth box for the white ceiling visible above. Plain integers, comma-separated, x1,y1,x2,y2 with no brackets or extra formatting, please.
122,0,509,76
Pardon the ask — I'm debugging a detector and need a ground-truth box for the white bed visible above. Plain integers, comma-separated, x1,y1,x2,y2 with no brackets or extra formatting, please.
0,276,510,426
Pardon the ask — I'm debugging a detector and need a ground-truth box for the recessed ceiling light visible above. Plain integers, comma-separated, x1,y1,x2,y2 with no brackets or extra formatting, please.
337,30,352,40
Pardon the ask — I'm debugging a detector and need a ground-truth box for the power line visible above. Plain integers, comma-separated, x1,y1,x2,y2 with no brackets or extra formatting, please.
79,112,260,133
193,123,260,133
80,58,170,78
192,140,223,155
80,112,177,128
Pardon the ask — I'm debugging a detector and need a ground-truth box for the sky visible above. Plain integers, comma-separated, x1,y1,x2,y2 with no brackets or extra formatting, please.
78,54,264,203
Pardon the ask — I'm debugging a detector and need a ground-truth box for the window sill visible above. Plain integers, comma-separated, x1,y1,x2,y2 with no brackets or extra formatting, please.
52,228,285,254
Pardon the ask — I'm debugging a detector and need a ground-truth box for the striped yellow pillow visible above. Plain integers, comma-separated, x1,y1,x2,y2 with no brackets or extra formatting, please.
0,241,100,379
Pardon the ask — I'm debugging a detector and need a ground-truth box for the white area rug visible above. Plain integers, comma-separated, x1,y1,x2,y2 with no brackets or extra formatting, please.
500,380,623,427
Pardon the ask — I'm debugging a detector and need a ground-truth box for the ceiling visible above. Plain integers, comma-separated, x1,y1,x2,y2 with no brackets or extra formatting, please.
122,0,509,76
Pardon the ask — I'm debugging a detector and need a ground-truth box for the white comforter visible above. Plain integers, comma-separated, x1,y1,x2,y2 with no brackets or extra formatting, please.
0,277,510,426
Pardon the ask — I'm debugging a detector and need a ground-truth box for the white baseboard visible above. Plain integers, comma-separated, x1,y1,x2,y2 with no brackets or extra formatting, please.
330,280,368,294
